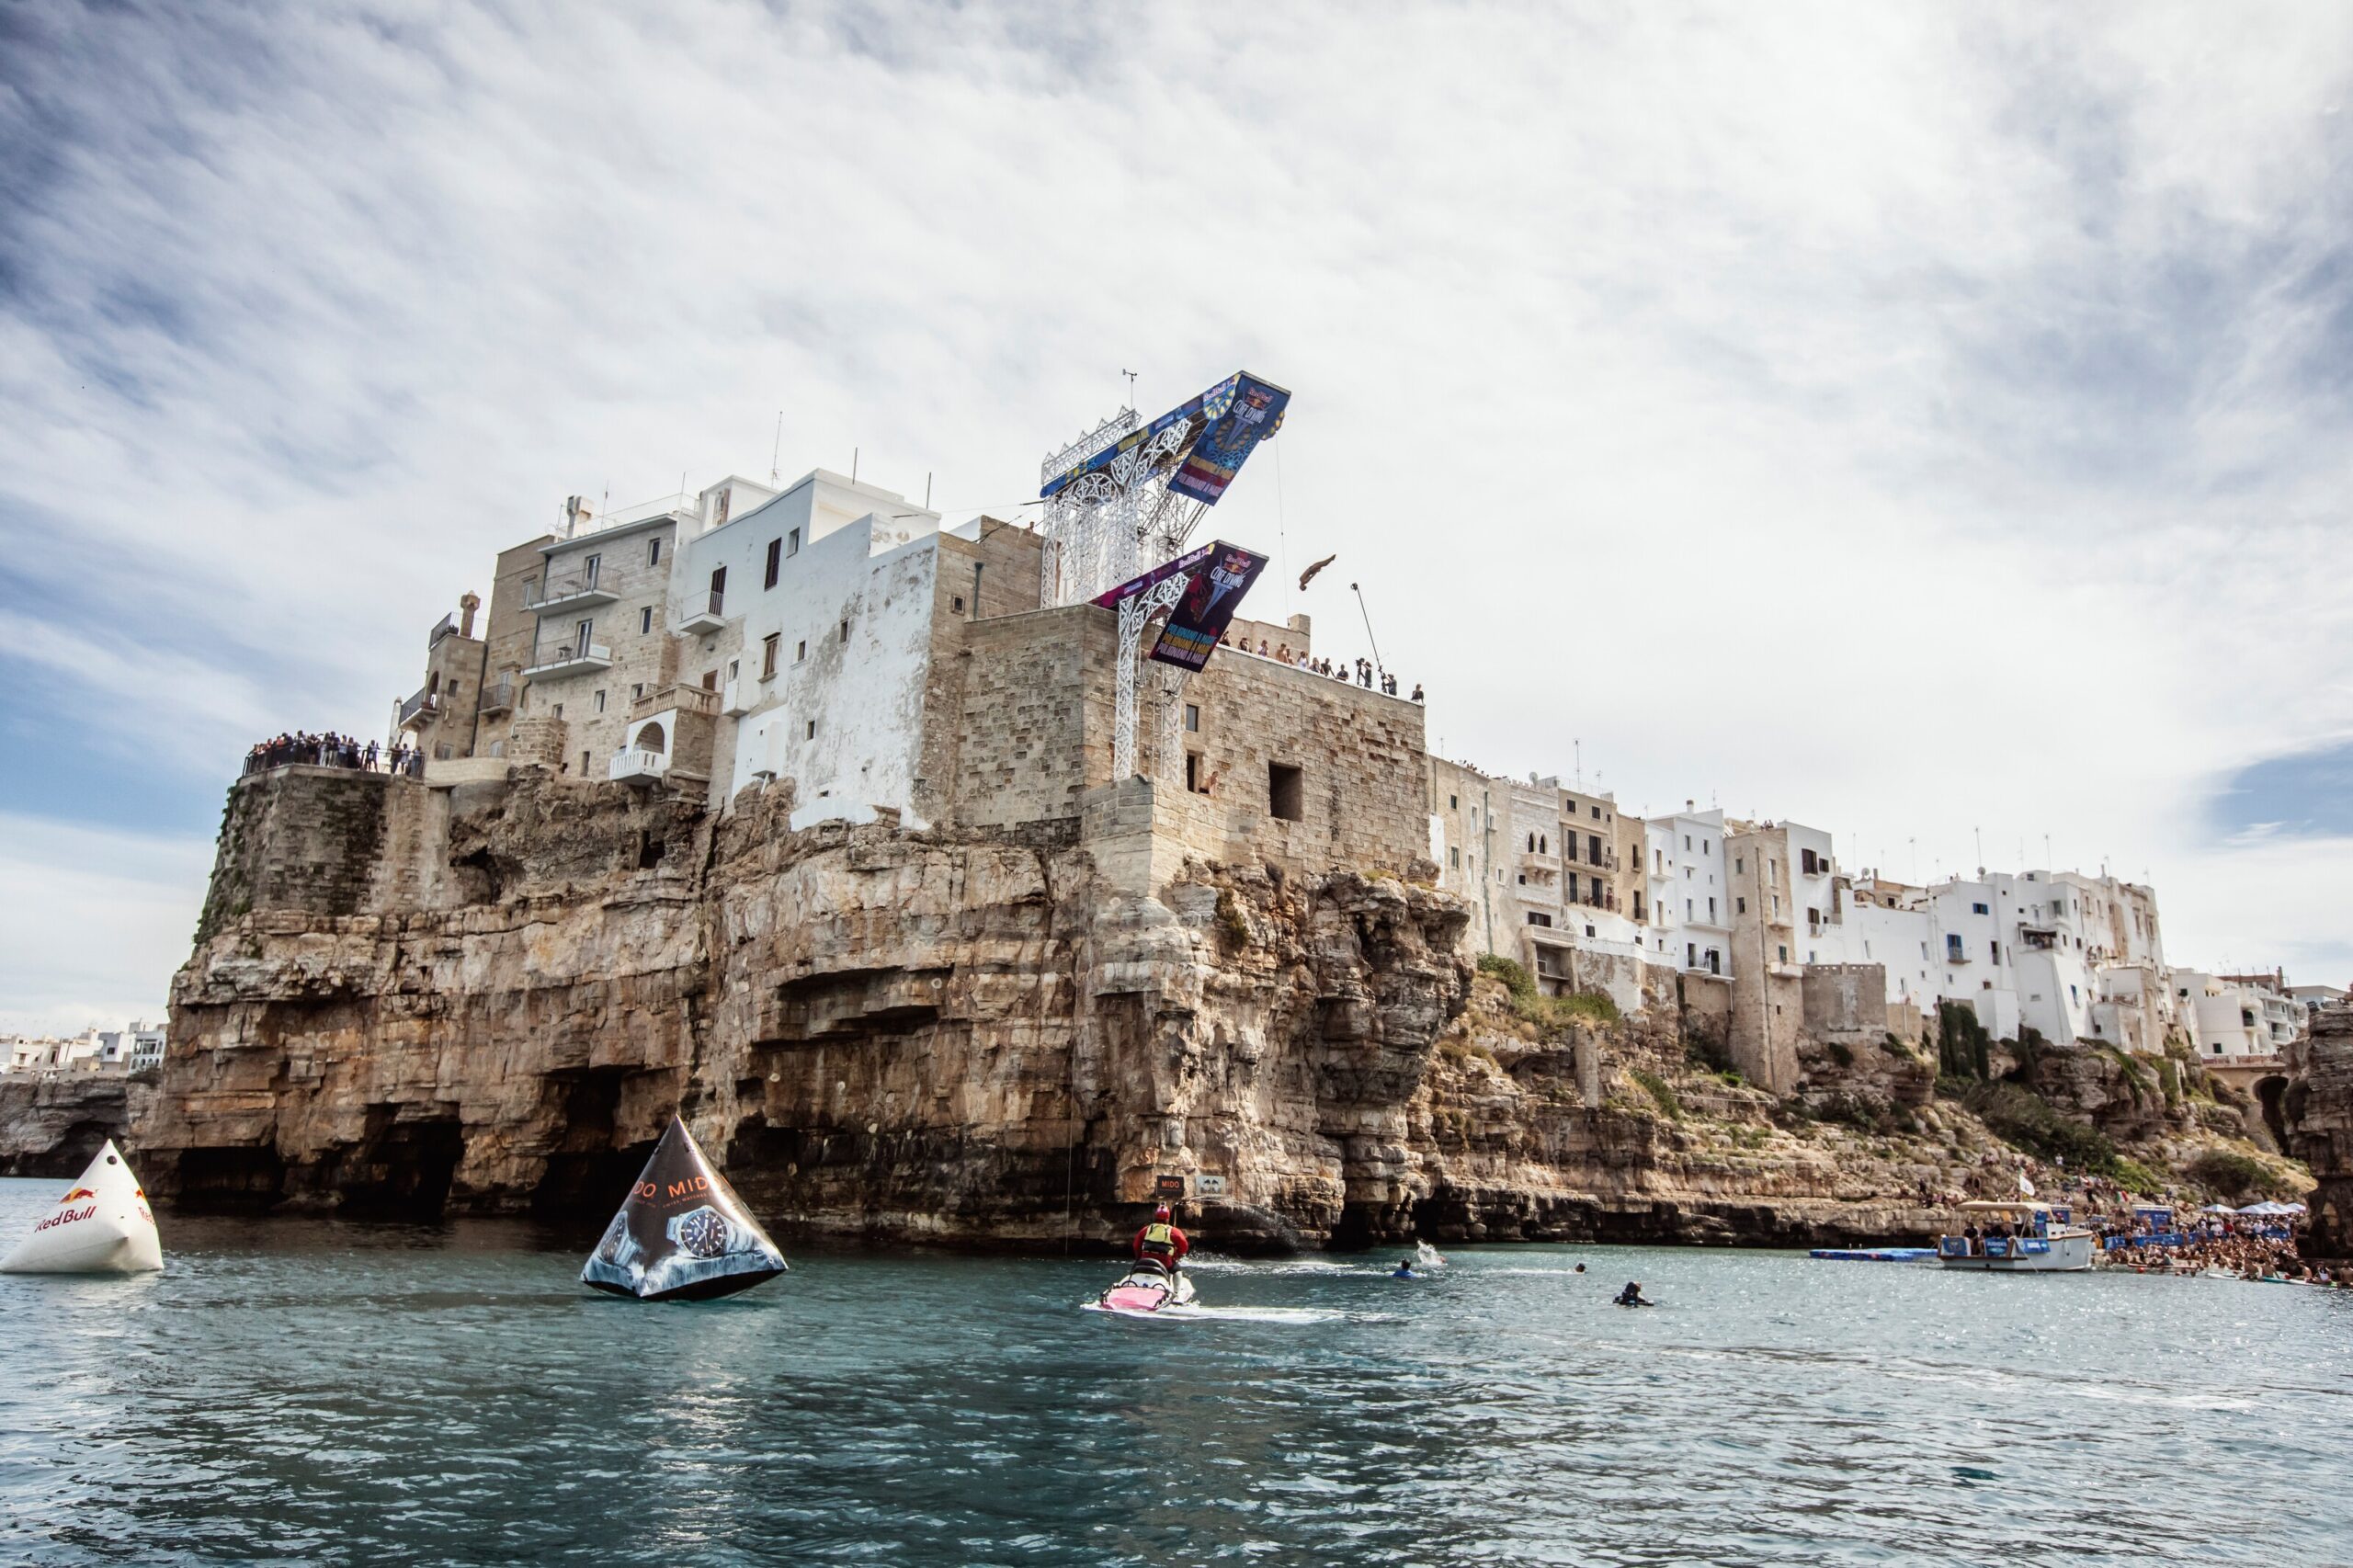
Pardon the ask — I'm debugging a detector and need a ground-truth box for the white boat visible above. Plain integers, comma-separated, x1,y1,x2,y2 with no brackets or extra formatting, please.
0,1141,164,1275
1935,1199,2094,1273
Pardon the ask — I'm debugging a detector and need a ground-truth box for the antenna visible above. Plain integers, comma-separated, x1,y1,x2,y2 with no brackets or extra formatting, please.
926,472,933,510
1574,738,1582,790
851,447,859,485
769,412,783,485
1121,368,1138,404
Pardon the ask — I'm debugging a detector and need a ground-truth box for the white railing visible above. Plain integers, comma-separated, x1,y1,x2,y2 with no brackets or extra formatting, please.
608,748,670,782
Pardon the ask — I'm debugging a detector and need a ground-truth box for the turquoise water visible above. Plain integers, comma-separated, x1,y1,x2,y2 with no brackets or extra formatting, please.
1,1178,2345,1565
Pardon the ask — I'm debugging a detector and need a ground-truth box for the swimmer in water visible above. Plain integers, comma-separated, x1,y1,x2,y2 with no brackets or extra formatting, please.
1614,1280,1654,1307
1574,1263,1586,1274
1392,1259,1418,1279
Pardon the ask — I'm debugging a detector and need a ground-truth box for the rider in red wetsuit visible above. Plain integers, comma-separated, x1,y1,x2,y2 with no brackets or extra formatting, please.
1132,1204,1190,1275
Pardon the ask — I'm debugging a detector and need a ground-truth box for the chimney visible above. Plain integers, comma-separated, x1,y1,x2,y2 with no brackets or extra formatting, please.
563,494,590,538
459,592,481,638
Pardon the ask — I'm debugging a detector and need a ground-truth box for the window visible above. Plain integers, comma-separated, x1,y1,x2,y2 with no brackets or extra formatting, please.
581,750,591,775
1778,944,1788,961
583,553,601,586
1591,805,1601,819
1588,834,1601,865
1972,902,1989,915
1687,942,1697,968
787,527,801,556
1528,913,1552,927
1449,794,1458,810
727,659,739,680
761,633,780,678
1989,940,1998,963
1268,762,1304,821
1684,835,1692,851
552,703,563,720
574,617,594,654
701,669,719,690
840,619,850,643
1184,703,1199,733
806,720,817,740
1734,856,1743,874
1707,896,1716,921
594,689,606,713
1186,753,1206,794
795,640,807,663
1686,899,1693,920
1736,897,1746,915
1449,847,1461,869
1518,873,1528,886
1946,934,1965,960
632,683,644,699
951,596,964,613
648,538,662,566
1528,833,1537,853
765,539,782,587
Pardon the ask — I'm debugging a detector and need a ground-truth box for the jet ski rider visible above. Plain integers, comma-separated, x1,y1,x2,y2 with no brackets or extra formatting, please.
1133,1204,1190,1278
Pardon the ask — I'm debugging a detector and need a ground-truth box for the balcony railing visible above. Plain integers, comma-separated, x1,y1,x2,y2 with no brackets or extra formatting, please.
525,640,613,678
608,747,671,785
397,687,441,729
526,573,619,611
677,588,726,634
426,612,460,649
478,680,516,716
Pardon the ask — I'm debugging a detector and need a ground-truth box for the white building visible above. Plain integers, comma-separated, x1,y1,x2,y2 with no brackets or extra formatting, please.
1644,806,1732,978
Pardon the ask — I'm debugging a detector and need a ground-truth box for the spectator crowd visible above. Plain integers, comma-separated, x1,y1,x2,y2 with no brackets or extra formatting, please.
244,732,425,778
1231,635,1424,702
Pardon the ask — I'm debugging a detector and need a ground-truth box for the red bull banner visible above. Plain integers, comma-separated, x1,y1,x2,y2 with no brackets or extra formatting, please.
1167,374,1290,505
1149,543,1267,671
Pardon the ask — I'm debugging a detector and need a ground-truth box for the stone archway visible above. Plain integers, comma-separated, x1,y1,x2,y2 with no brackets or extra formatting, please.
2255,1074,2290,1153
634,721,666,755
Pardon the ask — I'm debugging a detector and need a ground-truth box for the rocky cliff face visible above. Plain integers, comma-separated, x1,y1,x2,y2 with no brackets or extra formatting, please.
2284,1005,2353,1258
142,765,2304,1252
0,1074,140,1177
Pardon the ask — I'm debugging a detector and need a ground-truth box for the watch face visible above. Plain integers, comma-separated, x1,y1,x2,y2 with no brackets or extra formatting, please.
675,1208,732,1258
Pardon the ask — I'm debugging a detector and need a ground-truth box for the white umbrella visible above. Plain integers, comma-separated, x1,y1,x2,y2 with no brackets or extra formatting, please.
2200,1203,2236,1214
2234,1203,2270,1215
2284,1202,2308,1213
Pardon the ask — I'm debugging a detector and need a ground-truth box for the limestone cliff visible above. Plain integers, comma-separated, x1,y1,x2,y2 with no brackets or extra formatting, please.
2284,1004,2353,1258
142,764,2302,1251
0,1074,141,1177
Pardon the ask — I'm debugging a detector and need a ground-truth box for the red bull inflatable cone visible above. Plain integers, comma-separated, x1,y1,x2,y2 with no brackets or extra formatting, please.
1,1140,163,1275
581,1115,786,1301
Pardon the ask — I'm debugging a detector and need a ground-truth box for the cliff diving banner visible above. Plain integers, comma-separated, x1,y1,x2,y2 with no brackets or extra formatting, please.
1040,370,1290,503
1166,374,1290,505
1151,542,1269,672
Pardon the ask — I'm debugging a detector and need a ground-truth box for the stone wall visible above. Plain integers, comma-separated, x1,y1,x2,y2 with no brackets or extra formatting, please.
197,767,392,944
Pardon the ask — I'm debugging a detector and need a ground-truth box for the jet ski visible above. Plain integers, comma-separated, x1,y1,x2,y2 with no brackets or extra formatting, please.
1094,1257,1198,1314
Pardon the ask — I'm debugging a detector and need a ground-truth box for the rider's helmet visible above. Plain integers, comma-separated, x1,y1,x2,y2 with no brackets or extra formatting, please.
1154,1204,1173,1221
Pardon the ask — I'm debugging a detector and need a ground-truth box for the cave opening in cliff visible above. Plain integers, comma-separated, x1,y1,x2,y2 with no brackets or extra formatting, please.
531,1066,659,1219
174,1145,289,1211
2255,1074,2290,1153
335,1108,466,1218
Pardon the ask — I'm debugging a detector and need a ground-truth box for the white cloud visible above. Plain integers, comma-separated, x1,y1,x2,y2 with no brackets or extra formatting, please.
3,2,2351,1018
0,813,210,1034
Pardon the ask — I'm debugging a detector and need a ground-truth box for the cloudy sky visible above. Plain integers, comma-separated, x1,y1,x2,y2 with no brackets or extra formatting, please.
3,2,2348,1031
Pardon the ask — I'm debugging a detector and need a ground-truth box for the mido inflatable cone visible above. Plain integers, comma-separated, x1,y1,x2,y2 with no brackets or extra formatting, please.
581,1115,786,1301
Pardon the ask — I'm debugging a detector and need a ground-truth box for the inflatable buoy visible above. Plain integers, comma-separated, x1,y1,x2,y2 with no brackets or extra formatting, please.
1,1141,163,1275
581,1115,787,1301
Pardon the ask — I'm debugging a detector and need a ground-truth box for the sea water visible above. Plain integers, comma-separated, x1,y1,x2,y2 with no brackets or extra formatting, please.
0,1178,2345,1565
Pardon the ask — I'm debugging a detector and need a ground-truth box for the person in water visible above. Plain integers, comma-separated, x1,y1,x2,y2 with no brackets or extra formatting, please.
1615,1280,1654,1307
1133,1204,1189,1276
1392,1259,1418,1279
1574,1263,1586,1274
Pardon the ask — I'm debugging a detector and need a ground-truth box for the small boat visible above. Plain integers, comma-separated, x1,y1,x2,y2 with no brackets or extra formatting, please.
1092,1258,1198,1314
581,1115,787,1301
1809,1247,1941,1263
0,1141,164,1276
1935,1199,2095,1272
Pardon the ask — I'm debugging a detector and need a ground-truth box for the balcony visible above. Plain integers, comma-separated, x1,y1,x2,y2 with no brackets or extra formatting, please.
426,611,460,649
676,588,726,635
526,640,613,679
631,682,721,722
397,687,441,730
721,677,754,717
608,747,671,786
526,573,619,614
478,680,516,717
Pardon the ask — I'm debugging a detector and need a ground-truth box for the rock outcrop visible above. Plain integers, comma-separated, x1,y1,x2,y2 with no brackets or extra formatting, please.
2284,1004,2353,1258
140,764,2305,1252
0,1074,140,1177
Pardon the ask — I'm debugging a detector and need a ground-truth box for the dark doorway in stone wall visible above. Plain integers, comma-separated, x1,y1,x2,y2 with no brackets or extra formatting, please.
175,1144,289,1211
335,1108,465,1217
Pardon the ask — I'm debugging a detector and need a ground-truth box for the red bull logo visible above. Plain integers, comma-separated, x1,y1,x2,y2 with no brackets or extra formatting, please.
59,1187,96,1203
33,1206,96,1233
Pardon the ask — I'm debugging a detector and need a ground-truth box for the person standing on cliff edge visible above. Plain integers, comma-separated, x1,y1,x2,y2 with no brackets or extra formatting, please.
1134,1205,1189,1277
